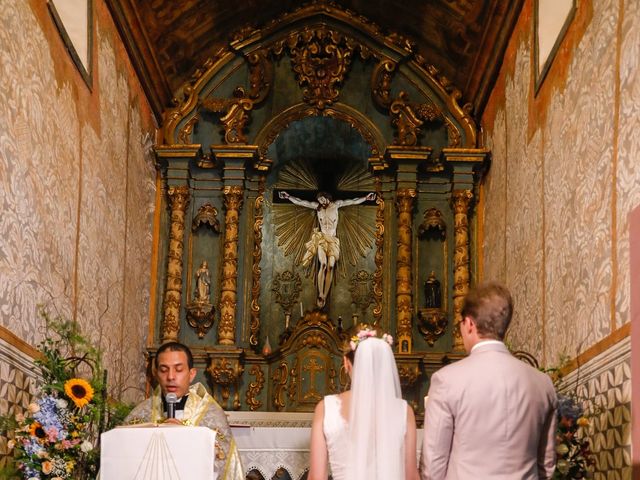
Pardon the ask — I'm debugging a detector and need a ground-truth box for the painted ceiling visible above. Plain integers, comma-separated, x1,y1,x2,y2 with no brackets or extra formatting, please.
107,0,523,121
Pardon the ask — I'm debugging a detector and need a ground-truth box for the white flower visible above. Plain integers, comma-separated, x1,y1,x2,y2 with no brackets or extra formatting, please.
56,398,68,409
27,402,40,413
7,439,15,450
80,440,94,453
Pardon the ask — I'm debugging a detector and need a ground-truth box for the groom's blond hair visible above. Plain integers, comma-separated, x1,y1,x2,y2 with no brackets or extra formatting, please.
461,282,513,340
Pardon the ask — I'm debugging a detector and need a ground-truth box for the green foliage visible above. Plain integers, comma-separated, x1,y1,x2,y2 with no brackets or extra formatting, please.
0,309,132,479
541,361,597,480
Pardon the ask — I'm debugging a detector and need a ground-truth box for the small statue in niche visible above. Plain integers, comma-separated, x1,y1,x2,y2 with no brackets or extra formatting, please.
195,260,211,304
424,271,442,308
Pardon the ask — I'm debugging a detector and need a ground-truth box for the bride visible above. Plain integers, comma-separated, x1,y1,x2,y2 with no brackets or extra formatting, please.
308,328,419,480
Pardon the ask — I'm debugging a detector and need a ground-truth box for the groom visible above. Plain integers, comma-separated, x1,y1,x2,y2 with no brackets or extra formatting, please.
421,283,557,479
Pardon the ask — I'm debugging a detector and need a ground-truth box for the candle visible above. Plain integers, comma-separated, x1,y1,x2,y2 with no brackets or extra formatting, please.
285,312,290,329
300,302,304,318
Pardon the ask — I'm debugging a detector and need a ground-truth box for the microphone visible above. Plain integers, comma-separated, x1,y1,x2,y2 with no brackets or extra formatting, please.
165,393,178,419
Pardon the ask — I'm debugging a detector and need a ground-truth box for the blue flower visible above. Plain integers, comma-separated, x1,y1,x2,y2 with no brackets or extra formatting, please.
557,394,582,421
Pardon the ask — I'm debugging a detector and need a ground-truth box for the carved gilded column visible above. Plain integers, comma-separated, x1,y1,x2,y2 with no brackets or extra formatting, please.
451,189,473,350
162,186,190,342
218,186,244,345
395,188,417,346
442,148,487,351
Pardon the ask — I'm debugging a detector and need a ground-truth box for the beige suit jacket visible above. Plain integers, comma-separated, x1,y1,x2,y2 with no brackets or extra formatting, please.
421,342,557,480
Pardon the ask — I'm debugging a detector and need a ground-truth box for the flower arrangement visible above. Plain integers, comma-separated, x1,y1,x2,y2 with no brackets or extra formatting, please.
553,393,596,479
349,327,393,351
539,364,596,480
0,310,129,480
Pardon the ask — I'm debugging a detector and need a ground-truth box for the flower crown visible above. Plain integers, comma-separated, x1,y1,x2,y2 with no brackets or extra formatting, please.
349,327,393,351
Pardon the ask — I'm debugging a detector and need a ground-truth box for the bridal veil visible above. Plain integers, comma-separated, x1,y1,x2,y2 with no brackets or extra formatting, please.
347,337,406,479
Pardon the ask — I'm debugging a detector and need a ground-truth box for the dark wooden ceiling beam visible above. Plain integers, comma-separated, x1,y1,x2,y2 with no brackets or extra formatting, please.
105,0,173,122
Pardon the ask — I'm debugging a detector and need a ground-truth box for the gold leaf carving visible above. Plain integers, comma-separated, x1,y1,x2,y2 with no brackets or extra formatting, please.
287,27,354,109
245,365,264,411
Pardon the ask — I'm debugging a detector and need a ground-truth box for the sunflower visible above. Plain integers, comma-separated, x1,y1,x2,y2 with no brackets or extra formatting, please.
29,421,47,439
64,378,94,408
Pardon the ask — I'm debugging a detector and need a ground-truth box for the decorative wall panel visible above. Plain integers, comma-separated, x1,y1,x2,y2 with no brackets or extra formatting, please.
0,2,156,405
543,0,616,365
481,108,506,283
559,338,631,480
481,0,637,367
0,339,38,469
616,0,640,331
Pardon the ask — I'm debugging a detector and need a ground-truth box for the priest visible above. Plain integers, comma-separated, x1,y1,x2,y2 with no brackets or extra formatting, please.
125,342,244,479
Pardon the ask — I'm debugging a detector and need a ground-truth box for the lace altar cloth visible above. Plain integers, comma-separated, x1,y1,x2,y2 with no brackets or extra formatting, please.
229,412,312,480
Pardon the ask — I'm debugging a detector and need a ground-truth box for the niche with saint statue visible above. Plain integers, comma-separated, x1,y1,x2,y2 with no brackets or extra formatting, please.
185,203,221,338
417,207,448,346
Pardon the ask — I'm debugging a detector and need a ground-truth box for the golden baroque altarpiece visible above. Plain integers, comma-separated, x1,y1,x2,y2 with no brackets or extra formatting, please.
151,3,488,418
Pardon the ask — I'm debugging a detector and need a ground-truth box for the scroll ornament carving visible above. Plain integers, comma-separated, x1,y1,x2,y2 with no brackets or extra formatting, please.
418,308,448,346
207,357,244,410
451,189,473,349
272,361,289,411
372,182,385,322
161,186,190,342
245,365,265,411
349,270,374,314
288,358,298,404
178,114,200,144
397,362,421,388
246,49,274,103
301,333,329,349
186,304,215,339
201,88,255,144
418,207,446,239
250,180,266,348
390,91,442,146
371,59,397,110
287,27,355,109
272,270,303,314
192,203,221,232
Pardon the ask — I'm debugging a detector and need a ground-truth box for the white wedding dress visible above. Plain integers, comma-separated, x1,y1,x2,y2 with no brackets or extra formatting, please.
323,394,350,479
322,393,407,480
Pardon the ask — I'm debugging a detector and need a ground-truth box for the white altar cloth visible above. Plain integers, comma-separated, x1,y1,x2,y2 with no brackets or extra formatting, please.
101,425,216,480
230,411,313,480
227,411,423,479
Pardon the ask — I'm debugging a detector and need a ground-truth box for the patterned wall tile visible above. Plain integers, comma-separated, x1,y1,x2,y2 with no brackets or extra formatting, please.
0,339,38,469
559,338,631,479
